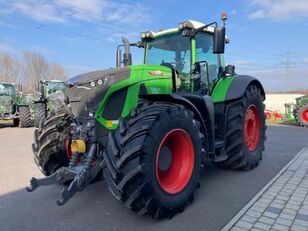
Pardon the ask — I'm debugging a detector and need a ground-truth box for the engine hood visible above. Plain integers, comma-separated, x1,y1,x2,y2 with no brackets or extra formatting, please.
67,67,130,86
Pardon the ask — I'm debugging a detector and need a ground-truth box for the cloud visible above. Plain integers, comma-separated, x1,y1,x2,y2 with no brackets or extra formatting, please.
304,58,308,64
249,0,308,21
5,0,150,26
12,1,66,23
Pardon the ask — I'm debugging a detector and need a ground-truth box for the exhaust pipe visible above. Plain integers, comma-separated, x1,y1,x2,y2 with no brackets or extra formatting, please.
121,36,132,67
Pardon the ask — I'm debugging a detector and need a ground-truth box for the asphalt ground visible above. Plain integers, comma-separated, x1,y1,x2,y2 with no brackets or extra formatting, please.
0,124,307,231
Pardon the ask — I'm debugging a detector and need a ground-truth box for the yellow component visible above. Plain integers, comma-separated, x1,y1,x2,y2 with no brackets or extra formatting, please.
106,120,113,128
71,139,86,153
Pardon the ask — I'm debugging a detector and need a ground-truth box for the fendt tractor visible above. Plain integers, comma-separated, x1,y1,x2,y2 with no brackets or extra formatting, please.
27,15,266,218
0,82,32,127
34,80,66,127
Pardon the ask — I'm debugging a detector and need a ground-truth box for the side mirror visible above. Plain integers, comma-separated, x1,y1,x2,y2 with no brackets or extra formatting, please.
213,27,225,54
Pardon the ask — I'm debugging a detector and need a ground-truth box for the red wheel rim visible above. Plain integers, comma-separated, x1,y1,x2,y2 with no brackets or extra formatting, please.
155,129,195,194
301,109,308,123
244,105,260,152
65,140,72,159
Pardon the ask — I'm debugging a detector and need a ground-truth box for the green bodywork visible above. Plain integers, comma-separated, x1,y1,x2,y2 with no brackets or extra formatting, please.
95,65,173,129
296,95,308,107
92,30,236,130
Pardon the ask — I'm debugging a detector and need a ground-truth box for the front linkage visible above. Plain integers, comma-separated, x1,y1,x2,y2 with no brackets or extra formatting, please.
26,141,104,206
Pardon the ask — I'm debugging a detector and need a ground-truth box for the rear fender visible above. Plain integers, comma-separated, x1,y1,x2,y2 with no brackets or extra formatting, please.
225,75,265,101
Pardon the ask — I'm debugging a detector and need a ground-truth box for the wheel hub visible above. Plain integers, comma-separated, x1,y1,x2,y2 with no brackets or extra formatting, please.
244,105,260,152
155,129,195,194
158,146,173,172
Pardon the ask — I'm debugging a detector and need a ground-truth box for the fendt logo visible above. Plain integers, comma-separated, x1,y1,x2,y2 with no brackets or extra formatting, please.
148,71,171,77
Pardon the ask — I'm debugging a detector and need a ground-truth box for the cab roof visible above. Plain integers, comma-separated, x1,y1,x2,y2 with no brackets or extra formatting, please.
142,20,215,39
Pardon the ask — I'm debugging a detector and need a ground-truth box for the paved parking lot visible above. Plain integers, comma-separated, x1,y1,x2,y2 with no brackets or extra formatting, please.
0,124,307,231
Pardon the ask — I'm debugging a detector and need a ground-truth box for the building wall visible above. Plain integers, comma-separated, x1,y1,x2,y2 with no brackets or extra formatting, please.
265,93,303,113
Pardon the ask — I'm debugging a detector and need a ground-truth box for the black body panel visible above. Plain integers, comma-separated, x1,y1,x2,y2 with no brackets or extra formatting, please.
67,67,130,86
101,88,128,120
67,67,130,121
225,75,265,101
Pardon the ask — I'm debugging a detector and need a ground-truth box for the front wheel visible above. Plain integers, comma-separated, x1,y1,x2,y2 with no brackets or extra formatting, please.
103,102,204,218
34,103,47,128
19,106,32,128
217,85,266,170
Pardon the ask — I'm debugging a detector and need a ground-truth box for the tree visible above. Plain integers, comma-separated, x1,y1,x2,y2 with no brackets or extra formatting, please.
0,53,20,83
22,51,50,93
49,62,68,81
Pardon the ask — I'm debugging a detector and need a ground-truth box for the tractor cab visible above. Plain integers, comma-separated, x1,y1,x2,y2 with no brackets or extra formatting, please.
43,80,66,97
0,83,17,118
142,19,227,95
0,83,16,98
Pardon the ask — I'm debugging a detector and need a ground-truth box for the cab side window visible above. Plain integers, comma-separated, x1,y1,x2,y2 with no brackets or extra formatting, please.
195,33,220,84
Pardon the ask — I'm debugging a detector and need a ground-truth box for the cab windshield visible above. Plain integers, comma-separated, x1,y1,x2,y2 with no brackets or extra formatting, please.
45,82,66,97
146,32,191,75
0,83,16,98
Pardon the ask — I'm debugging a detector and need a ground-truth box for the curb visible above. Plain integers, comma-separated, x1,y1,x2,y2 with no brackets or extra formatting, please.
221,148,307,231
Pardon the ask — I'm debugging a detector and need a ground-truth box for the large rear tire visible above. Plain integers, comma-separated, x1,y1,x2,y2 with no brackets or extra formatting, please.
32,110,71,175
34,103,47,128
19,106,32,128
298,104,308,127
218,85,266,170
103,102,203,218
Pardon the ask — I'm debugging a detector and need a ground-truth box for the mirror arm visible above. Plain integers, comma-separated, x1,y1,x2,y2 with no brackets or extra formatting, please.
193,22,218,36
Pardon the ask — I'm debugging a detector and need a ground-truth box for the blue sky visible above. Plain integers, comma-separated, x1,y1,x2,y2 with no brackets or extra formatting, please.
0,0,308,91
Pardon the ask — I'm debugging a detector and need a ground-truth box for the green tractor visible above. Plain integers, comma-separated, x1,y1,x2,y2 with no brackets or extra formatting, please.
293,95,308,126
0,82,33,127
27,16,266,218
34,80,66,128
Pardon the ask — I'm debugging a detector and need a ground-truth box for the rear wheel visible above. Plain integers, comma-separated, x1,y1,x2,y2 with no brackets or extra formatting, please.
32,110,71,175
103,102,203,218
19,106,32,128
298,104,308,127
218,85,266,170
34,103,47,128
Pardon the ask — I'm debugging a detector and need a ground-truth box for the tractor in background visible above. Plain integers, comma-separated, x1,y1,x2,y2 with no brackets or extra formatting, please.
293,95,308,127
0,82,33,127
27,15,266,219
34,80,66,127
